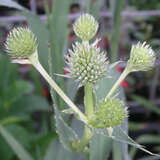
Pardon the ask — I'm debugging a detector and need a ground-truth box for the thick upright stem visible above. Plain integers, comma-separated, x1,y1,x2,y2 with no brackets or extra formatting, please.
84,84,94,117
78,84,94,152
106,68,129,98
29,56,87,123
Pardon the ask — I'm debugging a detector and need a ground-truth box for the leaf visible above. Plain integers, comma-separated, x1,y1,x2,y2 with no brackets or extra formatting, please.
65,79,78,101
0,0,27,11
10,95,49,119
44,138,86,160
110,0,124,62
6,124,31,149
0,116,21,126
34,131,57,158
132,95,160,115
95,69,125,100
47,0,71,103
8,80,34,106
0,124,34,160
91,126,160,157
0,135,14,160
90,135,112,160
130,135,160,159
54,107,79,151
113,141,123,160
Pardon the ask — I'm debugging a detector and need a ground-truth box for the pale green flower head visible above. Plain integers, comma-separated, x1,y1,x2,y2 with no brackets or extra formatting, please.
66,40,108,86
73,13,98,41
127,42,156,72
88,98,128,128
5,27,37,58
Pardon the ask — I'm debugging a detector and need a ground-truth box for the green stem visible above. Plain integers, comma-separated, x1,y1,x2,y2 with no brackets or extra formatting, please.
106,68,129,98
84,84,94,117
78,84,94,151
29,53,87,123
78,126,92,152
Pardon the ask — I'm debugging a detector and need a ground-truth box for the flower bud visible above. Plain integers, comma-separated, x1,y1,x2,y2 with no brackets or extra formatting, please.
88,98,128,128
73,13,98,41
127,42,155,72
5,27,37,58
66,41,108,86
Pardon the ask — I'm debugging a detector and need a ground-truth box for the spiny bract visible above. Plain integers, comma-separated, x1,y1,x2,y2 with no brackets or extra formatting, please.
66,41,108,86
5,27,37,58
88,98,128,128
73,13,98,41
127,42,155,72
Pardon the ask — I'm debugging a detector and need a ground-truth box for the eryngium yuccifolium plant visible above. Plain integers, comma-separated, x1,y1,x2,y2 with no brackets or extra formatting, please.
126,42,156,72
88,98,128,128
73,13,98,41
5,27,37,58
66,41,108,86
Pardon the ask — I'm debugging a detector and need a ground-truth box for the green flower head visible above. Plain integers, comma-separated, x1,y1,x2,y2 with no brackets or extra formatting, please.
66,40,108,86
5,27,37,58
88,98,128,128
73,13,98,41
127,42,156,72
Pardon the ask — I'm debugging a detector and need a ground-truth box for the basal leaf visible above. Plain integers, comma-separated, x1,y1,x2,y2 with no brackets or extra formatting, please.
0,124,34,160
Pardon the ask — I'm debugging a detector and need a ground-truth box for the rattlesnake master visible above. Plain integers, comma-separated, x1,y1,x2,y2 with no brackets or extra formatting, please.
73,13,98,41
127,42,156,72
66,41,108,86
88,98,128,128
5,27,37,58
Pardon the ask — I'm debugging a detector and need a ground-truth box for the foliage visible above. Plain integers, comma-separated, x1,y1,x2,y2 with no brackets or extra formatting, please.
129,0,160,10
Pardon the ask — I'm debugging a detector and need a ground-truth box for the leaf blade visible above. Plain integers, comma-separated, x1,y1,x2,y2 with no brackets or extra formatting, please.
0,125,34,160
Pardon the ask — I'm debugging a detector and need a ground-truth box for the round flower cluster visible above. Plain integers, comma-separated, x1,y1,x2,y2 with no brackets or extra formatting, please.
73,13,98,41
127,42,155,72
88,98,128,128
66,41,108,86
5,27,37,58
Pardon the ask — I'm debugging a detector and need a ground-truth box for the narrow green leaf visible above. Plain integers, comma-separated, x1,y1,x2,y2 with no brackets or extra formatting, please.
130,135,160,159
0,116,21,126
132,95,160,115
110,0,124,62
0,125,34,160
11,95,49,117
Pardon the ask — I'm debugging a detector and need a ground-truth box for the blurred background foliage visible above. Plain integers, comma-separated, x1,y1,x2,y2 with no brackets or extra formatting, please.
0,0,160,160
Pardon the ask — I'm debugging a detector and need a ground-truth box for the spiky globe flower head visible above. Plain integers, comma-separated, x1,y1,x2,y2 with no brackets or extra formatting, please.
5,27,37,58
88,98,128,128
66,41,108,86
73,13,98,41
126,42,156,72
